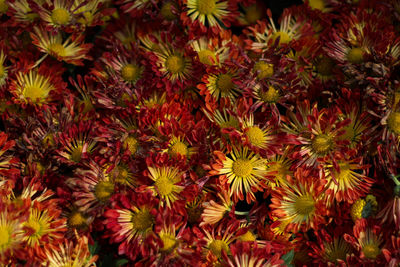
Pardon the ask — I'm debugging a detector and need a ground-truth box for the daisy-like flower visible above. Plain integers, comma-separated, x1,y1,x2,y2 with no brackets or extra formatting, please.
11,69,60,105
67,161,115,215
101,51,144,85
282,102,349,169
104,192,158,261
198,68,241,102
0,50,9,87
147,165,184,208
153,42,192,83
31,27,92,66
36,0,78,28
22,202,66,260
184,0,234,30
43,233,98,267
237,2,266,26
336,105,370,148
246,10,311,52
189,36,230,66
104,161,136,188
202,223,238,261
270,168,326,233
212,146,267,203
165,135,197,159
323,158,373,205
56,123,97,164
241,114,281,156
344,224,384,263
200,189,232,226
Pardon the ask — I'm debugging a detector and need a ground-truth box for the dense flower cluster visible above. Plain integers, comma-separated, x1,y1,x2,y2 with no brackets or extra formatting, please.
0,0,400,266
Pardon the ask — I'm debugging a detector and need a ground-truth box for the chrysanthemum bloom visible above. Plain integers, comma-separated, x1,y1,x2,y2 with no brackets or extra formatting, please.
31,27,92,65
35,0,80,29
245,10,312,52
43,232,98,267
163,135,198,160
237,2,266,26
198,67,242,103
344,222,385,264
270,168,327,233
22,200,67,261
308,228,355,266
56,122,97,164
147,165,184,208
182,0,238,33
67,161,115,215
11,67,65,106
323,158,373,204
189,36,230,66
211,146,268,203
241,114,283,157
282,102,350,169
104,192,159,261
201,223,239,262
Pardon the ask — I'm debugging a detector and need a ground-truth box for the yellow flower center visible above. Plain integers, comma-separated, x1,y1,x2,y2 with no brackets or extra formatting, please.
124,136,138,155
315,57,334,76
51,8,71,25
246,126,265,147
254,61,274,79
362,244,380,259
197,0,216,15
0,0,8,14
335,162,351,182
312,134,333,155
49,43,66,57
216,73,234,93
131,209,153,232
161,1,177,20
0,226,10,249
165,55,185,74
220,116,239,129
232,159,253,178
259,86,280,103
121,64,141,82
160,233,177,252
198,49,216,65
350,198,366,221
308,0,325,10
68,211,87,228
387,112,400,135
271,31,291,44
111,165,132,185
209,239,229,258
238,230,256,242
23,84,50,102
155,176,174,196
94,181,114,202
169,141,188,157
294,194,315,215
244,4,262,24
25,219,41,236
69,144,83,162
347,47,364,64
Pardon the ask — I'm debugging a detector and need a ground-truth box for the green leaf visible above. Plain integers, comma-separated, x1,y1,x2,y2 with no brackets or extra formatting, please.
281,249,295,266
116,259,129,266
